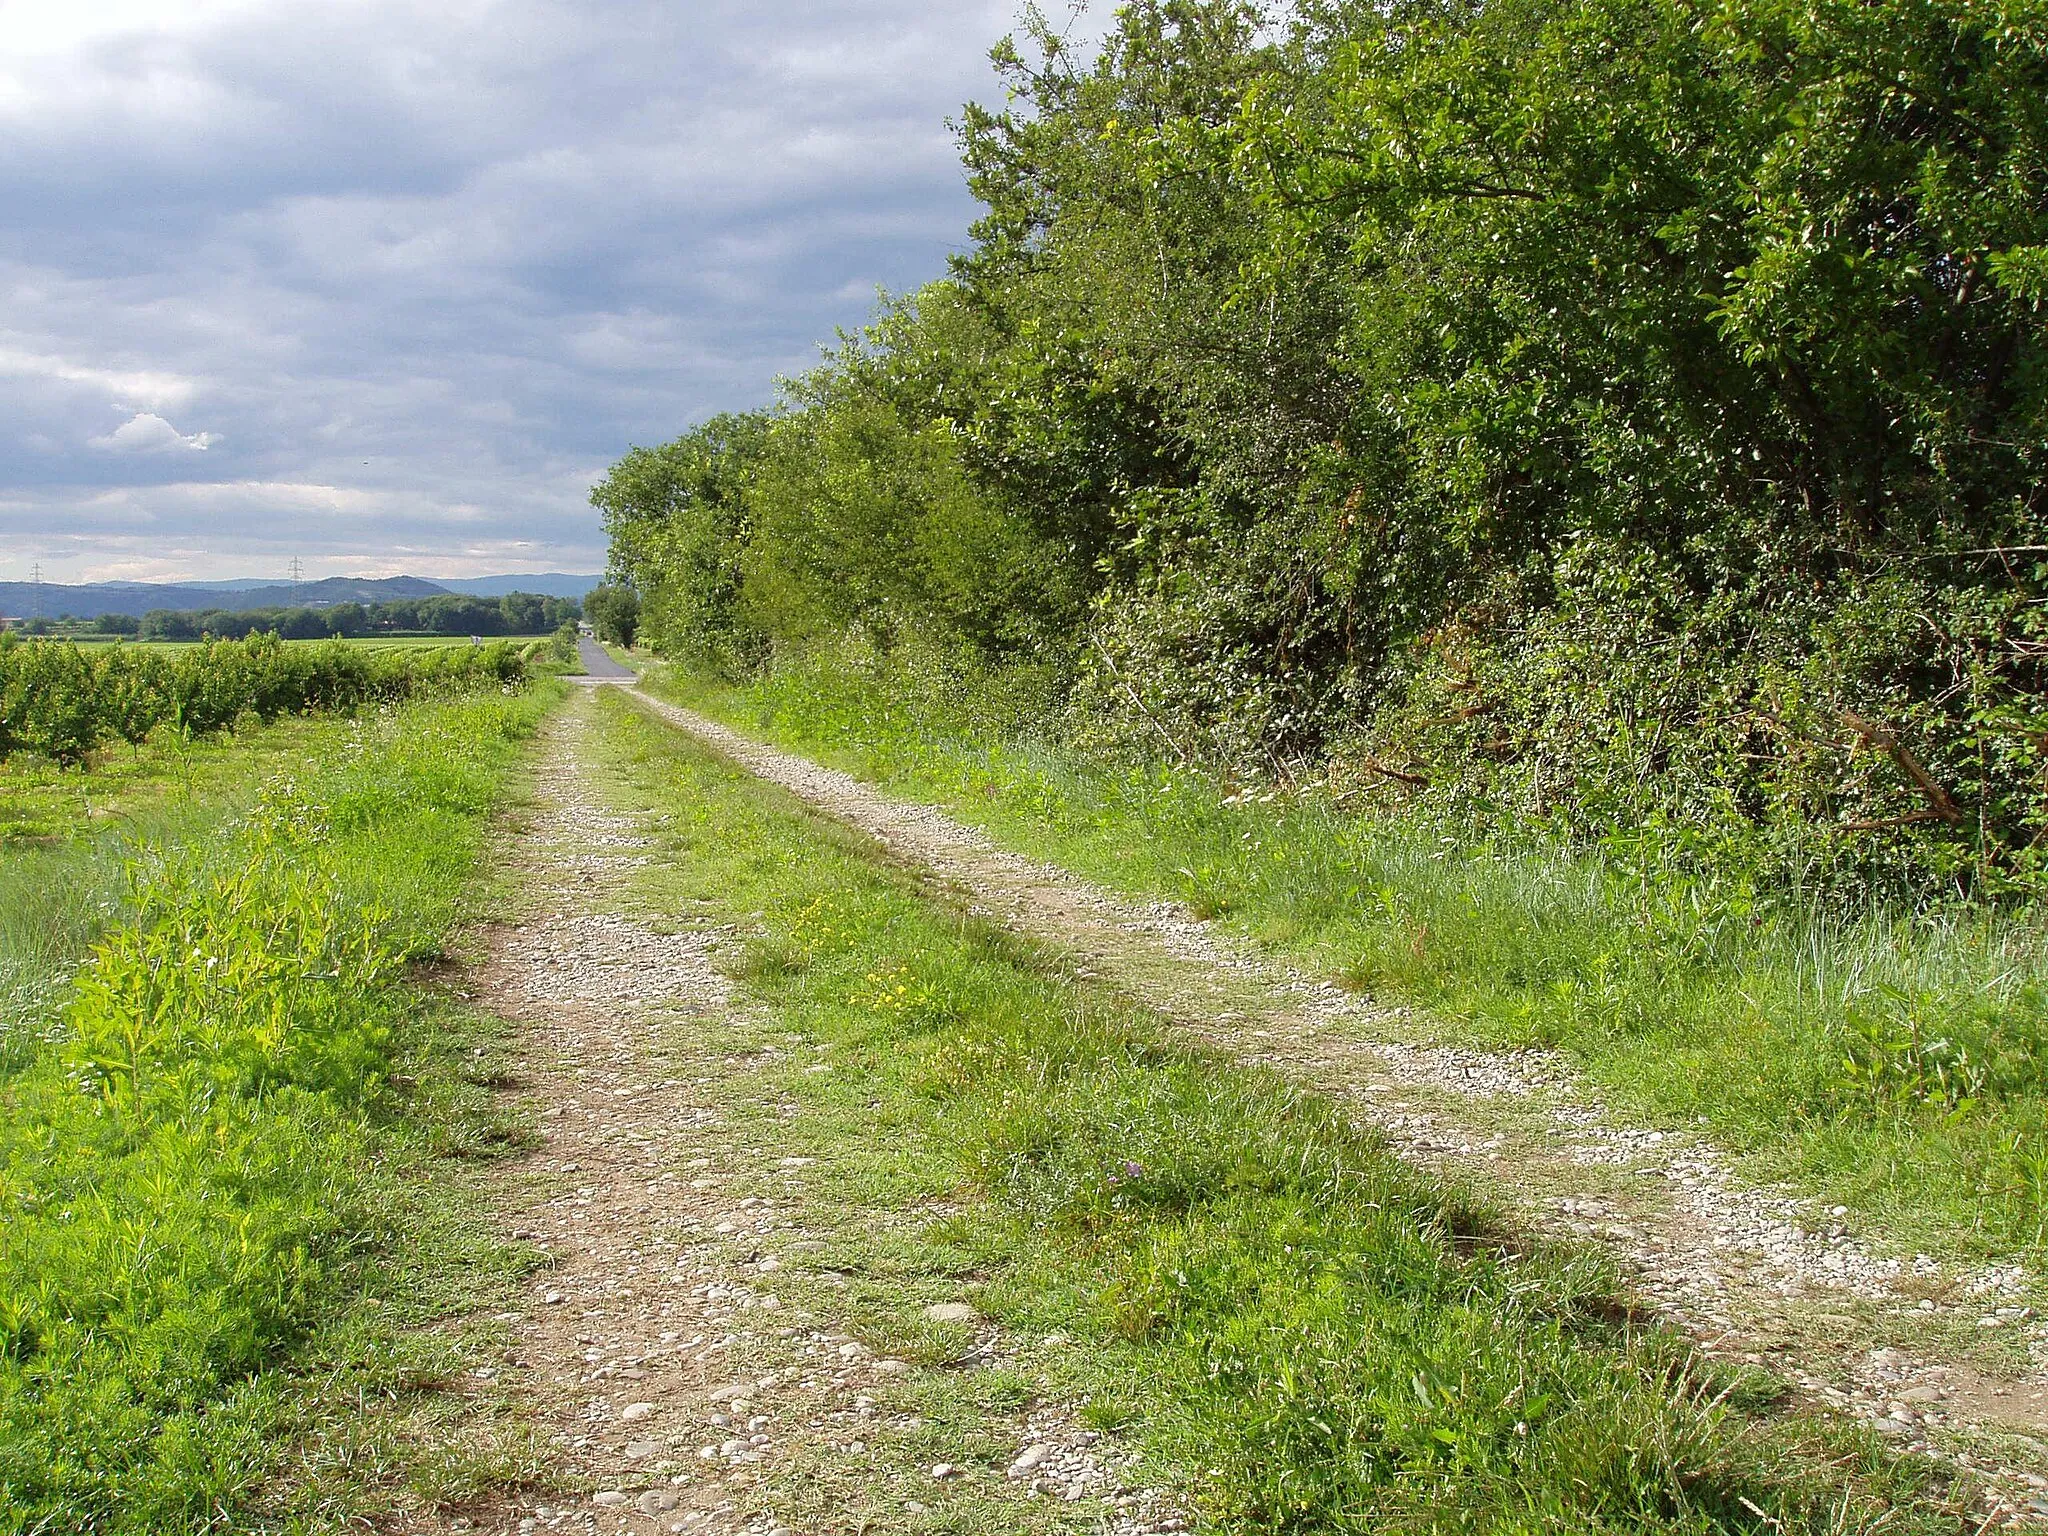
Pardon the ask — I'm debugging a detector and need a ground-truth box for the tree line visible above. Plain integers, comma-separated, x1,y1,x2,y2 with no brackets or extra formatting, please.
66,591,582,642
598,0,2048,898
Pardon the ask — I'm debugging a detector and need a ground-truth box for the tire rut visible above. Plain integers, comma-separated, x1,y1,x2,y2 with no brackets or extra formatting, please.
406,690,1178,1536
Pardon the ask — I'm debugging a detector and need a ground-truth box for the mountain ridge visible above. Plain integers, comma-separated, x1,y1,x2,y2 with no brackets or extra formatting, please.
0,572,601,618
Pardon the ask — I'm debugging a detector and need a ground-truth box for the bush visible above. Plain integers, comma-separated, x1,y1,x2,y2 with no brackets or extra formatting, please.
600,0,2048,901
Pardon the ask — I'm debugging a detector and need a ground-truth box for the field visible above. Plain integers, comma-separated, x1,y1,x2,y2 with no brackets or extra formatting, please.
48,633,545,650
0,678,561,1531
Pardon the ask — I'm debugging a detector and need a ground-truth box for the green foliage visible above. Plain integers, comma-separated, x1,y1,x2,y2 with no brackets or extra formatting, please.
592,412,771,666
0,688,550,1530
0,631,527,766
602,0,2048,898
135,591,576,642
741,330,1088,658
582,582,641,648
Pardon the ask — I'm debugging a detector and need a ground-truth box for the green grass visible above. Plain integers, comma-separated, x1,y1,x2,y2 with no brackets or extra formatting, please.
585,687,1965,1535
0,683,563,1532
640,656,2048,1269
0,709,356,843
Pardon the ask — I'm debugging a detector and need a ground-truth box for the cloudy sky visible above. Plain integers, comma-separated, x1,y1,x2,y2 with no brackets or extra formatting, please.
0,0,1087,583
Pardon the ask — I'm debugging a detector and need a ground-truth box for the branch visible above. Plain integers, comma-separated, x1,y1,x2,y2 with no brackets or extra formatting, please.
1841,712,1966,825
1090,636,1191,766
1839,810,1958,833
1358,755,1429,787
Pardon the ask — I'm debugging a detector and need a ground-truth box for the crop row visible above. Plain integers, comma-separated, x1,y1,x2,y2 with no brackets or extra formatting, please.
0,632,527,763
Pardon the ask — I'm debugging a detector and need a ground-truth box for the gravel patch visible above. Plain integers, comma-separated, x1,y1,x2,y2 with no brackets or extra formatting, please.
407,692,1181,1536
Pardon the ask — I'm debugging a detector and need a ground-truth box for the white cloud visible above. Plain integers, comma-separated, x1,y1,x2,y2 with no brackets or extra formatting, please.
0,345,198,411
89,411,218,453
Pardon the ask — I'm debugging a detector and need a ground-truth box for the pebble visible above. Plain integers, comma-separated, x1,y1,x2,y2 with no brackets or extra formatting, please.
1008,1443,1052,1478
592,1491,628,1508
925,1302,978,1324
620,1402,656,1422
930,1463,964,1480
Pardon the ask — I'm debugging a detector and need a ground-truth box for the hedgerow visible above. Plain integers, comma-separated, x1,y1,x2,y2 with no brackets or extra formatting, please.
0,633,526,765
596,0,2048,901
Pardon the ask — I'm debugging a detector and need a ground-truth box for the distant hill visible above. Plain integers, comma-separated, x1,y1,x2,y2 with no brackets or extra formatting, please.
0,572,600,619
432,573,599,599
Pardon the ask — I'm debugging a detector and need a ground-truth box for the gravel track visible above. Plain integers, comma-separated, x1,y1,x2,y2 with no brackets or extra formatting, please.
619,686,2048,1520
411,690,1178,1536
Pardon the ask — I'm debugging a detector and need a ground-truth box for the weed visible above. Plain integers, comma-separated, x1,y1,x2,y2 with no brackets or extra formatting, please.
0,683,557,1531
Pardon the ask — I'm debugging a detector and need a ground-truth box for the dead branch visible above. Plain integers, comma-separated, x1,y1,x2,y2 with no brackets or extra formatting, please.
1841,711,1967,825
1358,755,1429,787
1089,636,1191,766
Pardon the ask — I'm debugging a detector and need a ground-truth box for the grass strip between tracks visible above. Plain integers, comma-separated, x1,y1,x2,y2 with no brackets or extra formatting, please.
0,683,563,1533
598,687,1964,1535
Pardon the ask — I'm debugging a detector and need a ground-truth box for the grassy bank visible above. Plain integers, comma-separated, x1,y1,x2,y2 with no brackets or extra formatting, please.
640,656,2048,1267
588,686,1963,1534
0,684,560,1532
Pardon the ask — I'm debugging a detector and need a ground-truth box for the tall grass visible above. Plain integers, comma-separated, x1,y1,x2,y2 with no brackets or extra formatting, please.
647,652,2048,1260
0,688,554,1531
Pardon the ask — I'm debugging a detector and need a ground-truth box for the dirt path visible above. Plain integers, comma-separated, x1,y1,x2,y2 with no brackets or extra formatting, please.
616,688,2048,1520
410,688,1179,1536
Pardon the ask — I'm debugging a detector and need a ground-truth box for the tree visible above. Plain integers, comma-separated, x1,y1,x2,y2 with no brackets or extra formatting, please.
591,0,2048,891
583,583,640,647
592,412,772,666
499,592,547,634
324,602,368,637
140,610,197,642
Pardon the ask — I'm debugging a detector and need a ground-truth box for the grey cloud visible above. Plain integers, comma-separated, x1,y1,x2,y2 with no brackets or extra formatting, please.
0,0,1082,581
